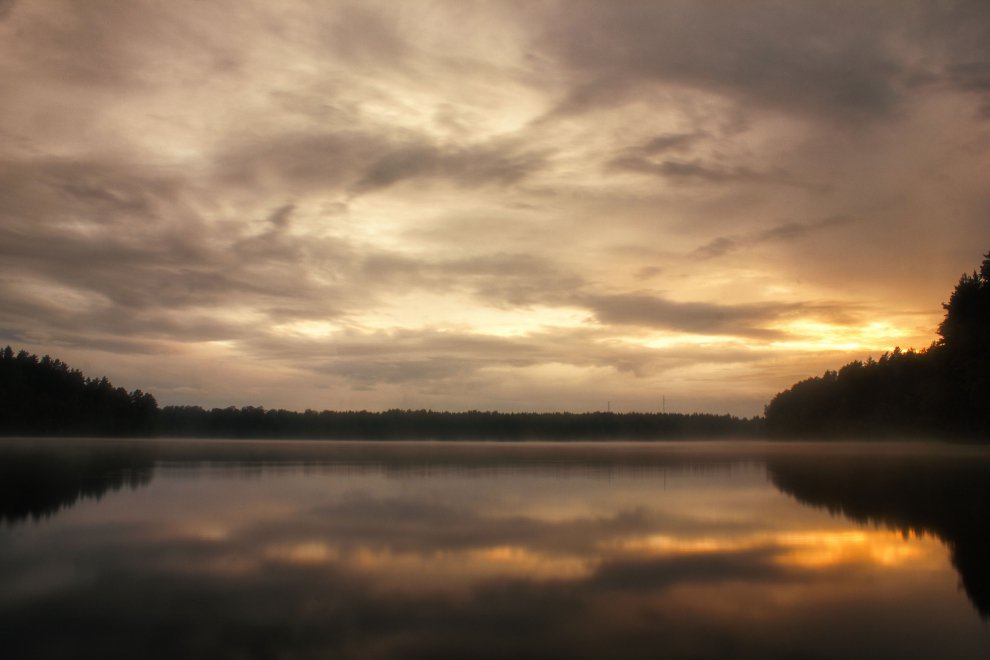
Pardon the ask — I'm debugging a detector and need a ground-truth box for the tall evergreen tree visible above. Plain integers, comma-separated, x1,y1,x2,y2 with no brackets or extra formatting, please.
0,348,159,436
765,251,990,438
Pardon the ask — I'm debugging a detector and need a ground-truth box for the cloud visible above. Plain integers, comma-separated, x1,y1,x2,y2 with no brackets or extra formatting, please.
579,293,794,338
325,3,411,66
693,217,852,259
636,133,701,154
0,0,16,21
214,130,547,198
354,141,546,193
918,1,990,112
265,204,295,229
1,453,969,659
609,156,790,186
538,1,909,123
2,1,989,414
606,130,815,189
0,1,245,88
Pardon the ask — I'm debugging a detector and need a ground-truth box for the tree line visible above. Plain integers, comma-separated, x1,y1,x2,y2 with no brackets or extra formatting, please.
765,250,990,438
0,346,760,439
158,405,761,440
0,347,158,437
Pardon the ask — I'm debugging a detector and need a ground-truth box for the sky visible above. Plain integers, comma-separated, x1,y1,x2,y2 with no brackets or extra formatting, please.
2,0,989,416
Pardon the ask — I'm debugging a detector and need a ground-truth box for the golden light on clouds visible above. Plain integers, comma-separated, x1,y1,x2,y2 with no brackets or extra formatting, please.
2,0,988,414
272,320,343,340
768,320,922,353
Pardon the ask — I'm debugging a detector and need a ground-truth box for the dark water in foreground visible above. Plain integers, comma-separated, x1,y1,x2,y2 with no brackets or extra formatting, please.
1,439,988,659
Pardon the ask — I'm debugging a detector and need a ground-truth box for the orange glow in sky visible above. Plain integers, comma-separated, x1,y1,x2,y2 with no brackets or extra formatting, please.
2,1,988,414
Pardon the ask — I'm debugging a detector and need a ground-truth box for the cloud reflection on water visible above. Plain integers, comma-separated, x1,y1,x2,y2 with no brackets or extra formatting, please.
1,439,988,659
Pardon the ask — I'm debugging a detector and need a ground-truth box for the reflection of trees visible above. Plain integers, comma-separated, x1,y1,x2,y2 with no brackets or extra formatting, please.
767,452,990,618
0,442,154,524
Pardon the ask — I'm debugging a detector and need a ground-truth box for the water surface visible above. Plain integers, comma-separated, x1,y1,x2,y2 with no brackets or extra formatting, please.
1,439,988,659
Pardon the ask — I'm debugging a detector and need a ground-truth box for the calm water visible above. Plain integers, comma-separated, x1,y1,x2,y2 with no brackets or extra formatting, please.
1,439,988,659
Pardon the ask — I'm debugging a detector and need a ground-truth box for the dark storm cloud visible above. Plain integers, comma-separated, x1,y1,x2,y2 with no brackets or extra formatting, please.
0,283,246,346
606,130,817,189
609,156,789,186
215,130,547,197
539,1,908,123
917,1,990,114
946,62,990,94
2,1,243,88
943,62,990,117
580,293,795,339
0,156,364,348
536,0,990,126
325,2,411,66
0,146,566,352
0,197,326,313
694,216,852,259
636,133,701,155
354,142,545,192
265,203,295,229
0,157,181,223
0,0,16,20
693,237,738,260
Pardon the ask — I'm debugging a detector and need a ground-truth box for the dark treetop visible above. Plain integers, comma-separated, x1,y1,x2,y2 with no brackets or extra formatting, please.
765,250,990,439
0,347,158,437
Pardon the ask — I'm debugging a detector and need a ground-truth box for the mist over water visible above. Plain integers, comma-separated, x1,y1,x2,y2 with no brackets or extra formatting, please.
1,439,988,659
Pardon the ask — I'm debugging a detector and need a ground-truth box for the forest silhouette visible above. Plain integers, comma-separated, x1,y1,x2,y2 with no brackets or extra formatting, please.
0,347,158,437
0,347,758,439
764,250,990,438
2,250,989,440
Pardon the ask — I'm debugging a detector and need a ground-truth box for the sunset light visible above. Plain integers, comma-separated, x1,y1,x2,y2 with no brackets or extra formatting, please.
3,4,990,658
3,1,985,415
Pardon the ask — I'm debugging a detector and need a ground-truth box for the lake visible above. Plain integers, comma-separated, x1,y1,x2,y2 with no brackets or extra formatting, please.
1,438,988,659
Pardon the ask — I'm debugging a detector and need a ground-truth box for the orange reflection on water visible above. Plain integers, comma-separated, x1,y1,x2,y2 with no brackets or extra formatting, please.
468,545,590,578
776,529,938,569
264,541,339,564
260,541,592,591
608,528,942,571
255,527,942,600
608,534,760,555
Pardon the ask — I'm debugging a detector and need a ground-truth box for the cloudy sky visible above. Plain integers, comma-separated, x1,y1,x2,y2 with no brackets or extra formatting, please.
2,1,989,415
